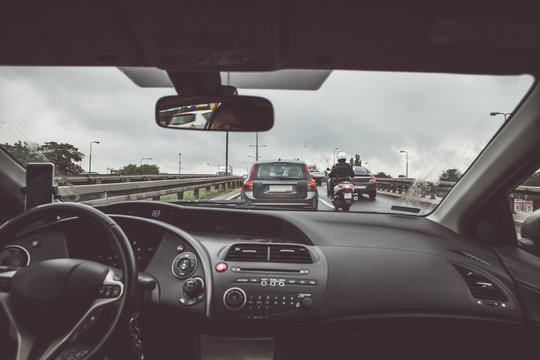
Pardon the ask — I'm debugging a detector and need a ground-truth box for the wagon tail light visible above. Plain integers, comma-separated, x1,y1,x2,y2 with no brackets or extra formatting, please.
303,163,316,191
370,176,376,182
244,164,256,191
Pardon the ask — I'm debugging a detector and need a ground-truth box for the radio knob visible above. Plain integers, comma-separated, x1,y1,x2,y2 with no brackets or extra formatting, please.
301,297,313,309
223,288,246,311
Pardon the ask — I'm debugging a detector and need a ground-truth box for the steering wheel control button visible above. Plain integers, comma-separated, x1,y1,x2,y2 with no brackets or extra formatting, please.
215,262,228,272
176,244,185,253
30,239,41,248
223,288,247,311
172,252,197,279
98,285,121,298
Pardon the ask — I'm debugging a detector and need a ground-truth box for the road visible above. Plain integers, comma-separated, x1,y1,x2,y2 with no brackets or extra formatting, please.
316,185,433,213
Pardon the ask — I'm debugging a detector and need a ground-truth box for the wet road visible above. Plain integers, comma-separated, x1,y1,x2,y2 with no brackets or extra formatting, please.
316,185,432,213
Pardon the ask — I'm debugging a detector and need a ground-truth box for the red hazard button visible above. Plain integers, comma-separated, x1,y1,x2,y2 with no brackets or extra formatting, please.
215,262,228,272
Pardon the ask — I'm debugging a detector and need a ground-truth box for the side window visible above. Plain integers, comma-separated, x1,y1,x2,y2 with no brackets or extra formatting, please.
509,169,540,239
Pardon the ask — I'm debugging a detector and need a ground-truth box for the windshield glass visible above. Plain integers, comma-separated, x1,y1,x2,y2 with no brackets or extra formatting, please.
0,67,533,214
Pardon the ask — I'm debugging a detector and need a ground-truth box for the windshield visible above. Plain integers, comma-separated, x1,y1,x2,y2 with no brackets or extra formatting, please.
0,67,533,214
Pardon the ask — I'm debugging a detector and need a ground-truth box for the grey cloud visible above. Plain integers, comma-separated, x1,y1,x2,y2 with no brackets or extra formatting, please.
0,67,534,179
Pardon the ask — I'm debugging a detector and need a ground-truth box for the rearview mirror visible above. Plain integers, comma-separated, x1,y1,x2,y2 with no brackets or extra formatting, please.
156,95,274,132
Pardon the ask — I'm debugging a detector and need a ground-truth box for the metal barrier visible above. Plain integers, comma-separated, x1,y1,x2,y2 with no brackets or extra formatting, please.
57,173,224,185
377,178,540,211
58,175,243,206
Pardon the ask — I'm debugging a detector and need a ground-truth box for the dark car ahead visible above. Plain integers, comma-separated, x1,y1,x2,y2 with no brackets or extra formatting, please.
351,166,377,200
242,160,318,210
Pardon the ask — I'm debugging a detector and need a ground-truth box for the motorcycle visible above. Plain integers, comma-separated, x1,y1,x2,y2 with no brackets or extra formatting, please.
330,176,355,211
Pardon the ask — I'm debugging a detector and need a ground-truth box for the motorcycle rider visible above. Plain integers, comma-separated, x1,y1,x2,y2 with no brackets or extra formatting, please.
328,151,355,196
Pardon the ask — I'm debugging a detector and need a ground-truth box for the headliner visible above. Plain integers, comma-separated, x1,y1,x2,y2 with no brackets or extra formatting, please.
1,1,540,75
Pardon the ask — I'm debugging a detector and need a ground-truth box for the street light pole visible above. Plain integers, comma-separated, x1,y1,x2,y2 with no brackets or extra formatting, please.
225,131,229,175
89,141,100,173
333,147,338,164
490,112,512,121
178,153,182,174
365,161,370,172
249,132,266,161
400,150,408,178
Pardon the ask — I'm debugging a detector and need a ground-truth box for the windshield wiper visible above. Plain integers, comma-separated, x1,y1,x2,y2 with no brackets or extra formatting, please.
168,199,246,208
390,205,421,214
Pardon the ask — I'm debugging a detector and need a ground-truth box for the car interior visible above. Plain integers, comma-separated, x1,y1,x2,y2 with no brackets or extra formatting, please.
2,2,540,360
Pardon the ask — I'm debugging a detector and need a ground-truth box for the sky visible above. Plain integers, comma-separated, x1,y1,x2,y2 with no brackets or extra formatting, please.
0,67,534,180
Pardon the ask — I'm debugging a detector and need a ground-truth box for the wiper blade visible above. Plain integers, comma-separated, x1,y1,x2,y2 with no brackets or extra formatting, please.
168,199,245,208
390,205,421,214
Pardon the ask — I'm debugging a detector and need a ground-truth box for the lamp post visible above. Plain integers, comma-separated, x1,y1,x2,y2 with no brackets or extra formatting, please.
89,141,100,174
400,150,408,178
333,147,338,164
206,163,212,173
140,157,151,166
178,153,182,174
250,132,266,161
364,161,370,172
490,112,512,121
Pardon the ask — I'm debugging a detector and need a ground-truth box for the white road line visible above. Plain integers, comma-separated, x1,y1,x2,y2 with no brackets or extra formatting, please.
226,191,241,200
319,198,335,209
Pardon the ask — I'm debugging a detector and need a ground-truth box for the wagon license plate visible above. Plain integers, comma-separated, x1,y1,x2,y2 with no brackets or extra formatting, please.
344,192,352,199
267,185,293,192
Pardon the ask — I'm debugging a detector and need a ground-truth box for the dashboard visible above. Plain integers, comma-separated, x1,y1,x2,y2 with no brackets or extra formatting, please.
2,201,538,358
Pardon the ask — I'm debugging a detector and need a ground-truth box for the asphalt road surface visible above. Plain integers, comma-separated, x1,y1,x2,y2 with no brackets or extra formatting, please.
316,185,433,213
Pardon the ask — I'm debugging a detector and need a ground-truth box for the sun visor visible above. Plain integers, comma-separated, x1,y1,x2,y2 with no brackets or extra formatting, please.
118,67,331,90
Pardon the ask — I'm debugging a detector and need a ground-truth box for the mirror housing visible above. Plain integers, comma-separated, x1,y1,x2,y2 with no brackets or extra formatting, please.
156,95,273,132
521,209,540,251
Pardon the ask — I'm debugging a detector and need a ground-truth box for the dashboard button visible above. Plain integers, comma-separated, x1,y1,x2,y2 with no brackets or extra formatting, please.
176,244,185,253
215,262,228,272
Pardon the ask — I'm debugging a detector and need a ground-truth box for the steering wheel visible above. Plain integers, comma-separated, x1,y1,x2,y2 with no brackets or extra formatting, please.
0,203,137,360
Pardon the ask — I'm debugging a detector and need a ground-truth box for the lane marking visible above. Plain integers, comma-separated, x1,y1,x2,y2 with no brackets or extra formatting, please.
319,198,335,209
226,191,241,200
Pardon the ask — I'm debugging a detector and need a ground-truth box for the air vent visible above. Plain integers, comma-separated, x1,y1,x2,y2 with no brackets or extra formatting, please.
450,250,492,266
225,244,312,264
225,244,268,262
269,245,312,264
453,264,507,302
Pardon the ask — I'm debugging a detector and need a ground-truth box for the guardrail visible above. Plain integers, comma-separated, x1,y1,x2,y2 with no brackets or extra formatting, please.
58,175,243,206
376,178,540,211
57,173,224,185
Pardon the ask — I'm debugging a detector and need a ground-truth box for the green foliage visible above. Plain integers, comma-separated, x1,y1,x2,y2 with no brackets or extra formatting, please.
522,171,540,186
398,174,406,178
2,141,84,175
354,154,361,166
40,142,85,175
374,171,391,178
439,168,462,182
118,163,160,175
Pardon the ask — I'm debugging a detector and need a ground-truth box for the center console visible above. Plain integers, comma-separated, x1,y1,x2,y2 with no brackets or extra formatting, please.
212,243,327,320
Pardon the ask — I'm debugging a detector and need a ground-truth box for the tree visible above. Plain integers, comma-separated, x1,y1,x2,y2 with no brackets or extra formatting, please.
118,164,160,175
398,174,406,178
374,171,391,178
349,154,362,167
39,142,85,175
139,164,160,175
522,171,540,186
118,164,139,175
2,141,84,175
439,168,462,182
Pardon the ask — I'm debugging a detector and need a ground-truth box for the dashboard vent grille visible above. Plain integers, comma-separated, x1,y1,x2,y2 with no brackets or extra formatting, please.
225,244,268,262
225,244,312,263
451,250,492,266
269,245,312,263
453,264,507,302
